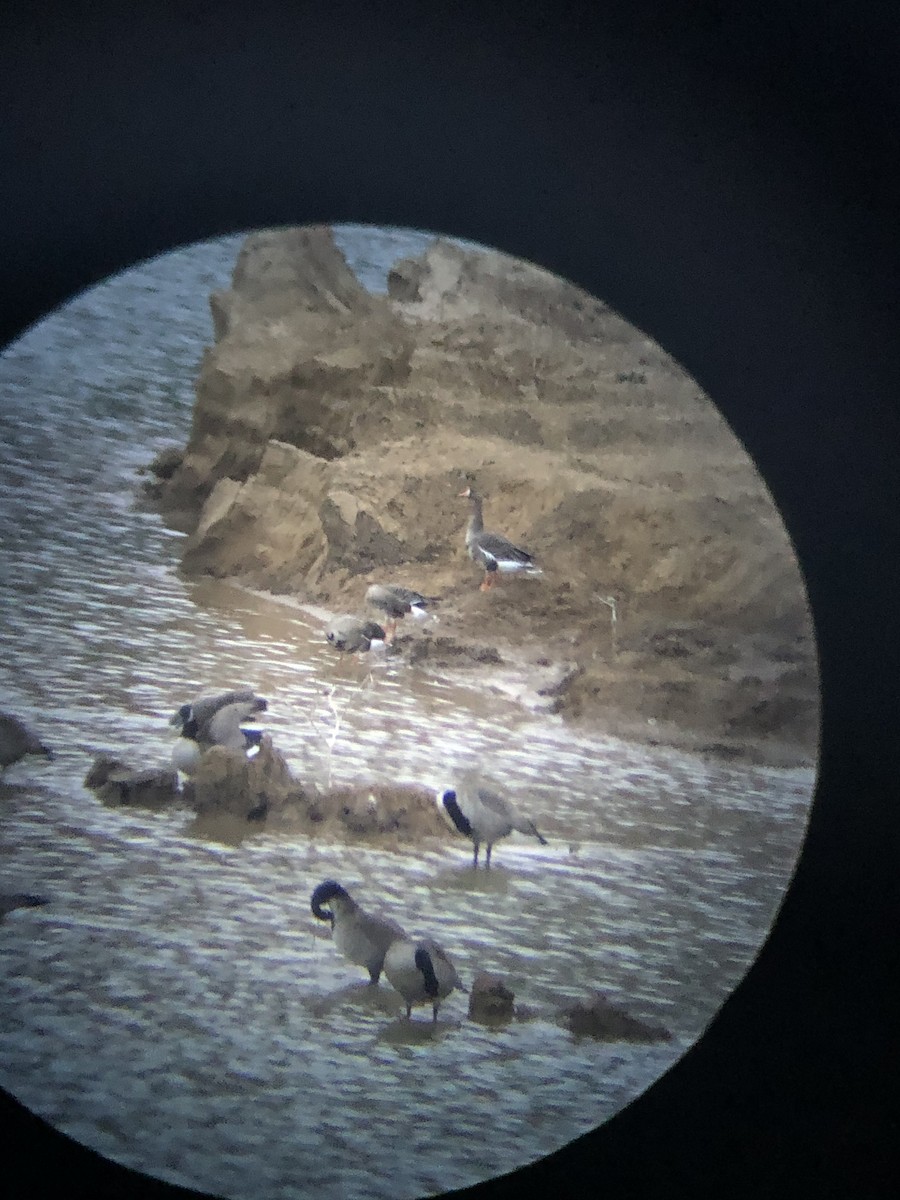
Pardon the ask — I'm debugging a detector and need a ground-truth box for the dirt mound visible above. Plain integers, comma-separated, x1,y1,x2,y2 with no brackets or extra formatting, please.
85,740,449,847
145,227,819,766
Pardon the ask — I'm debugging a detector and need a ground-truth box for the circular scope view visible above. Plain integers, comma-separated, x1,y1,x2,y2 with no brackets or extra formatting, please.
0,224,819,1200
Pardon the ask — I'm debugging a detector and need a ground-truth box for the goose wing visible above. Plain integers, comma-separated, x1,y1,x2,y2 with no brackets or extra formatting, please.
476,787,547,842
472,531,536,567
357,908,406,951
474,786,514,818
421,939,466,991
367,585,414,618
171,688,263,729
202,700,265,749
388,586,433,609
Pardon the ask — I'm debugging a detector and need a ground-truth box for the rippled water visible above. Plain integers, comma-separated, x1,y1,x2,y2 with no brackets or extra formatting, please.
0,226,816,1200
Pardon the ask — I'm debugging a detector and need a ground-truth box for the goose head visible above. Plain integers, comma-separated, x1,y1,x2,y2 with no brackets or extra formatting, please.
170,703,193,731
311,879,350,930
441,788,473,836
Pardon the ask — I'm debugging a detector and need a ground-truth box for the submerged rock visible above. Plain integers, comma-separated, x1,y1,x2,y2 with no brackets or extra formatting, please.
467,973,516,1023
85,756,179,807
86,745,448,847
0,893,50,922
558,991,672,1043
272,782,448,843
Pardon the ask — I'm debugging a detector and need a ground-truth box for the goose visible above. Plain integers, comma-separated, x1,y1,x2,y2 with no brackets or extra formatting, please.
441,784,548,868
365,584,437,642
310,880,406,985
169,689,266,734
325,615,386,652
0,893,49,922
0,712,54,773
170,691,267,776
383,936,466,1022
460,486,542,591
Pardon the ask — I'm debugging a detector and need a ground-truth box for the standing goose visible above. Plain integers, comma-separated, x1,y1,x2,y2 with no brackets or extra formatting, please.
442,784,548,868
311,880,406,985
325,615,386,652
170,691,267,776
169,690,267,735
0,712,54,773
365,584,437,643
383,936,466,1022
460,486,543,591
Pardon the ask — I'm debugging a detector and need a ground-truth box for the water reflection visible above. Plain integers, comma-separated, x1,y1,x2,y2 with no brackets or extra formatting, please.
0,230,815,1200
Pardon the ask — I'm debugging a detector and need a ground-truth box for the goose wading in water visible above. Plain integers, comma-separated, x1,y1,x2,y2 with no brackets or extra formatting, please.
383,936,466,1022
311,880,406,985
442,784,548,868
460,486,543,591
364,584,438,643
0,712,54,773
325,615,386,653
169,690,268,776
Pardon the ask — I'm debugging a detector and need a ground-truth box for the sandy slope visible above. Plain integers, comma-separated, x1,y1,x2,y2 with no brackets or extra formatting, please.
146,226,818,768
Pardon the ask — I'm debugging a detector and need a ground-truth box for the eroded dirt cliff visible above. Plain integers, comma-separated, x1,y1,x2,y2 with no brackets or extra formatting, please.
146,225,818,767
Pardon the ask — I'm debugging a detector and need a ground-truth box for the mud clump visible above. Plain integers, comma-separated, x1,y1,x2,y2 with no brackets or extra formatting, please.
86,742,448,848
84,755,179,808
273,782,447,844
558,991,672,1042
468,973,516,1024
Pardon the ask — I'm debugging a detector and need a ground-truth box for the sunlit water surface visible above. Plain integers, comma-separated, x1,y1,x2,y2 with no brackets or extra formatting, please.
0,226,816,1200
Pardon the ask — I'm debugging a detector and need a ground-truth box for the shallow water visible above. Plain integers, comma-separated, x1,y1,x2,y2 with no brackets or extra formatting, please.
0,226,815,1200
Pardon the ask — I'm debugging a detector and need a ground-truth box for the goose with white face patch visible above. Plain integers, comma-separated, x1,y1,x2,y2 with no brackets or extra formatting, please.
365,584,437,642
310,880,406,985
169,690,268,776
383,936,466,1022
460,486,543,591
441,784,548,868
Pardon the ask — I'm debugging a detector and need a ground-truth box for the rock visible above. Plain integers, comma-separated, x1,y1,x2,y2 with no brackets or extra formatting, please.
84,755,180,807
269,782,449,844
185,737,299,821
144,446,183,481
386,257,425,302
320,784,444,839
558,991,672,1042
467,973,515,1023
155,228,416,518
180,442,332,586
0,893,49,921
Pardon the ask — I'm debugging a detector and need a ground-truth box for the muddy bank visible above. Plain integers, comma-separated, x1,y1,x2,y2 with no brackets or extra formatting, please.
145,226,818,768
85,743,452,847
